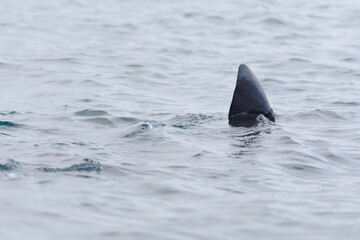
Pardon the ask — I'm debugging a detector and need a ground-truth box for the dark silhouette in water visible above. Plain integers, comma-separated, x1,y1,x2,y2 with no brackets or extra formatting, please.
229,64,275,127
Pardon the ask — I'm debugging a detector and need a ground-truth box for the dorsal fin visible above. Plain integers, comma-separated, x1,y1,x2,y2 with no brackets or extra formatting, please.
229,64,275,126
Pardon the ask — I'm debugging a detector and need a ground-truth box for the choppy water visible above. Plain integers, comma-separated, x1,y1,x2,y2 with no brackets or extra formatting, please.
1,0,360,239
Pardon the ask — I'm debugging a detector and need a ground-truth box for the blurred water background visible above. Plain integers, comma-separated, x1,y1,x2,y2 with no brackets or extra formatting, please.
1,0,360,239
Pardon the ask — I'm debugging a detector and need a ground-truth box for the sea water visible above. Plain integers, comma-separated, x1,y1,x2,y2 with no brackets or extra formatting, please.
1,0,360,239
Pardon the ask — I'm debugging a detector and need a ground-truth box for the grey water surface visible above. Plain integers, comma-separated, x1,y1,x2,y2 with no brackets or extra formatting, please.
1,0,360,239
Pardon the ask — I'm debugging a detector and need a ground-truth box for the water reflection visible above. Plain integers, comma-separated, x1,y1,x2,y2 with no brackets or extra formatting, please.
228,115,273,157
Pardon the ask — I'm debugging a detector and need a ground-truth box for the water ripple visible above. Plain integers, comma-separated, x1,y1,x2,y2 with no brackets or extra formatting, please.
75,109,109,116
39,158,103,173
0,121,21,127
169,113,216,129
0,159,21,171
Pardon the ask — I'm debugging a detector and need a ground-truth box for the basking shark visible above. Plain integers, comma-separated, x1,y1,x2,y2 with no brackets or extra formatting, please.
229,64,275,127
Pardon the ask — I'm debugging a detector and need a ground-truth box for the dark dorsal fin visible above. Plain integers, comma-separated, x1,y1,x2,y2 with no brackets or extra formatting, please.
229,64,275,126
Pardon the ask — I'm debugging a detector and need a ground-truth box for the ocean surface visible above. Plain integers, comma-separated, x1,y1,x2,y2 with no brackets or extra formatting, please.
1,0,360,239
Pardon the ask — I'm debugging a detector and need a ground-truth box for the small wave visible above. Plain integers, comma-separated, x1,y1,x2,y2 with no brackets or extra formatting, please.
332,101,360,106
261,17,286,26
120,121,154,138
192,151,212,158
84,118,114,126
283,109,348,122
278,136,301,145
113,116,141,124
0,111,17,116
216,187,243,194
0,121,21,127
168,165,189,169
281,163,323,173
125,64,143,68
0,159,21,171
183,12,201,18
39,158,102,173
86,118,114,126
35,57,78,63
0,132,14,136
206,15,225,21
169,113,216,129
75,109,109,116
79,80,108,87
288,58,311,63
341,57,357,63
78,98,92,103
262,78,285,84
